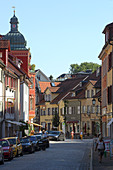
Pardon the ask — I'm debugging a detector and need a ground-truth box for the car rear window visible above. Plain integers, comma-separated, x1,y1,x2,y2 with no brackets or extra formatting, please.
8,139,16,145
29,136,36,141
0,140,9,147
36,136,41,139
20,138,29,143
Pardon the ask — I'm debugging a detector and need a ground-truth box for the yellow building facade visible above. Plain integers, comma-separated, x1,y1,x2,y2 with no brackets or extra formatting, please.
81,81,101,136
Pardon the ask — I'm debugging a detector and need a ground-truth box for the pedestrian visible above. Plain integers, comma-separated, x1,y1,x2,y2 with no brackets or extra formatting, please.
80,130,83,140
95,135,105,163
71,130,74,139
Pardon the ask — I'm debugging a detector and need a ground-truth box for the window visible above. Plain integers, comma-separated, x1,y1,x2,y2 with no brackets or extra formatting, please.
55,107,58,114
30,77,34,88
87,121,90,129
103,58,107,77
87,90,90,98
92,106,95,113
0,68,2,82
108,53,112,70
41,109,42,116
52,108,55,115
77,106,80,114
30,98,33,110
82,106,86,113
87,105,90,113
48,94,51,101
97,105,100,113
43,110,46,116
102,89,107,107
69,107,72,114
108,86,112,104
91,90,94,97
72,107,74,114
60,108,64,115
48,108,50,115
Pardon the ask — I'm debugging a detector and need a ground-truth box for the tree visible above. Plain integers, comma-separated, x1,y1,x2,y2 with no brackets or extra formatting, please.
69,62,100,74
52,112,60,128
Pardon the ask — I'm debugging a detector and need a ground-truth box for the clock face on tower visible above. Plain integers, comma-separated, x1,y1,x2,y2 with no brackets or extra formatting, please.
13,24,16,28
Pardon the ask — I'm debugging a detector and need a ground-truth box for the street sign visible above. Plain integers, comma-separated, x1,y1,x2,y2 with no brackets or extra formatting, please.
110,140,113,158
104,139,110,152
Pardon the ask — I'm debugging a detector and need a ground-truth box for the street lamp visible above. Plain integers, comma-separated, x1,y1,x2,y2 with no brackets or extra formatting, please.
92,98,96,105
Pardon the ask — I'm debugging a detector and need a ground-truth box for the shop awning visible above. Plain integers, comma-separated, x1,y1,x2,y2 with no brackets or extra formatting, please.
67,121,79,123
30,123,42,127
5,120,26,126
107,118,113,127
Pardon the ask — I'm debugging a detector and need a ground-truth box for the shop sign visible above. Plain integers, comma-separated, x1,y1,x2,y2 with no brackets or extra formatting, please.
104,139,110,152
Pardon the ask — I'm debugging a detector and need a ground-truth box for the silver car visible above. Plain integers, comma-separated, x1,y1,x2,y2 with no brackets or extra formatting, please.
0,145,4,164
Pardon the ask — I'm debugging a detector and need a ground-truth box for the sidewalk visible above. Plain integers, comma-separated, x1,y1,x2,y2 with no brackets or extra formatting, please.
93,149,113,170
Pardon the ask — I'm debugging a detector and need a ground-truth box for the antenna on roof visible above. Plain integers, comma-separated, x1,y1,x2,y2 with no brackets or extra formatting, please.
12,6,15,15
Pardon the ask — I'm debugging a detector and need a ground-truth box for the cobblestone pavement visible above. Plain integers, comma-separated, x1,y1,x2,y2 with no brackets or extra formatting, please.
0,139,93,170
93,148,113,170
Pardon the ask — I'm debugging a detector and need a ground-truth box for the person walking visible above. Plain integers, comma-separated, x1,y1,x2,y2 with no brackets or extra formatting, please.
80,130,83,140
71,130,74,139
95,135,105,163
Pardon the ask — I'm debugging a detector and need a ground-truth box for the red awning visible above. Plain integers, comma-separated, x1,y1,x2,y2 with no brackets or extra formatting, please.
67,121,79,123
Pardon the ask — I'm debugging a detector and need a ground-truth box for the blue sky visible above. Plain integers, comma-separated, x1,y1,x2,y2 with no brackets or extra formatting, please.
0,0,113,78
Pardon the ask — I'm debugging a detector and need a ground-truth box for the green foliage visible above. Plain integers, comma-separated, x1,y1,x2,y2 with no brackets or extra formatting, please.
52,112,60,127
30,64,36,71
69,62,100,74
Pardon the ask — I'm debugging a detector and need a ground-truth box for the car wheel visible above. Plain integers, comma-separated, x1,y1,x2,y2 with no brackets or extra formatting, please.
8,153,12,161
47,143,49,148
30,146,33,154
42,146,46,151
0,155,4,164
20,151,23,156
11,152,13,160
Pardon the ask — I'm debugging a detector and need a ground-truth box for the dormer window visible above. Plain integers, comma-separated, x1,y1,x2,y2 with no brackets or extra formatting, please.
87,90,90,98
79,82,82,87
45,94,51,101
37,75,40,80
71,92,75,97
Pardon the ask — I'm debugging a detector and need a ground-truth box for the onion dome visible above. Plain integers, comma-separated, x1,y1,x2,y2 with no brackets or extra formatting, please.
4,10,27,50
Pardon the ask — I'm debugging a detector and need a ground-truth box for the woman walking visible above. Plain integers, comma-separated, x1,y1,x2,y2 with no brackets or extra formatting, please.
95,136,105,163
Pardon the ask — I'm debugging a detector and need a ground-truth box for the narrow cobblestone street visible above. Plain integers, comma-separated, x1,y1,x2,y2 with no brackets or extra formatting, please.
0,139,93,170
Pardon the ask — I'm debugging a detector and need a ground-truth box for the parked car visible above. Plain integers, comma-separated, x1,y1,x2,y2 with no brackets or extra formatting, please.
35,132,49,148
35,135,47,150
26,136,39,151
4,137,23,157
0,139,13,161
20,137,35,154
0,145,4,164
48,131,65,141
